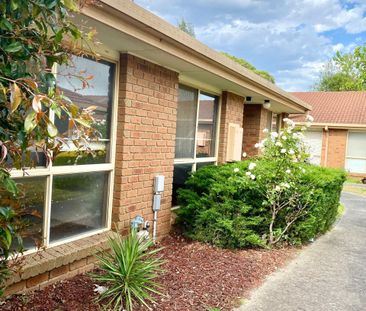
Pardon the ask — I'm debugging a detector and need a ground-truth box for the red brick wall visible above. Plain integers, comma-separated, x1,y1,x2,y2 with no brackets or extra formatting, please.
242,104,270,157
113,54,179,238
217,91,244,163
324,129,347,169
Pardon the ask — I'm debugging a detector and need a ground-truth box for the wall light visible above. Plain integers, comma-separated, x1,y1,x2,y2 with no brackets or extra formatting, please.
263,99,271,109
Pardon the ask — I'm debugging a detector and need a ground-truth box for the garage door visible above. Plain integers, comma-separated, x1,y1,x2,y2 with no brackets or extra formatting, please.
303,131,323,165
345,132,366,174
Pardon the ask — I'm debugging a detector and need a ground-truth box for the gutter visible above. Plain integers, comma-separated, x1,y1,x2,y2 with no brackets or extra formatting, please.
297,122,366,130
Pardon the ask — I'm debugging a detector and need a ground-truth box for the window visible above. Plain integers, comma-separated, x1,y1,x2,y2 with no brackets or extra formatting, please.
266,112,280,132
303,130,323,165
346,132,366,173
10,55,117,250
172,85,219,206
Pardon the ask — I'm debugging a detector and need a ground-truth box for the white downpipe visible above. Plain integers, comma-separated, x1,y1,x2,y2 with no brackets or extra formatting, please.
153,210,158,243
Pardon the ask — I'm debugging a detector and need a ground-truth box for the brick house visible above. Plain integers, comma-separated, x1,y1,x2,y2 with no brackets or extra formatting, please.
291,91,366,176
5,0,311,295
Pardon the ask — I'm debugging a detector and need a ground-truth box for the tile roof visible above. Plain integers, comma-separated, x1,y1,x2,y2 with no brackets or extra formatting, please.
290,91,366,125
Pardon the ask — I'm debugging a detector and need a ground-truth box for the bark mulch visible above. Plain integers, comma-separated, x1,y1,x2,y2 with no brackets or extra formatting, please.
1,234,298,311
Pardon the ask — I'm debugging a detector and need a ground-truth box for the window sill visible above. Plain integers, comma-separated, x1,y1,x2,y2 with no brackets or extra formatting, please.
7,230,117,286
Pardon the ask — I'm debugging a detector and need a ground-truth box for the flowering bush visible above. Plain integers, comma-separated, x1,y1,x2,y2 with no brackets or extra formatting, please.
242,117,315,244
176,116,346,248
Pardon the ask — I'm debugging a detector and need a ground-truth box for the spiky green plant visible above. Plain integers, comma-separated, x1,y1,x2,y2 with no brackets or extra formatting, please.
90,231,164,311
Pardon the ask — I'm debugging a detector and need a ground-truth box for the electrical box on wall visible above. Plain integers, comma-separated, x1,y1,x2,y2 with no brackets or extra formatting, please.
154,175,165,193
153,194,161,211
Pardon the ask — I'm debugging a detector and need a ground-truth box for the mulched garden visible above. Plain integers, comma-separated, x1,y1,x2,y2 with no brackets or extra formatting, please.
2,233,298,311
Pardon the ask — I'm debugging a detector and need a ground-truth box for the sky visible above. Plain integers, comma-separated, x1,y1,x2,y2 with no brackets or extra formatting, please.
134,0,366,91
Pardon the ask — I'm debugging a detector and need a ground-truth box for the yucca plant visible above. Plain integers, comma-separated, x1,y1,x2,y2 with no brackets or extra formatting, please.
90,231,164,311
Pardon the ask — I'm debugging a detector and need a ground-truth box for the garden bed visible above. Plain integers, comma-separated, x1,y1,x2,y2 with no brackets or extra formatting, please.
2,234,297,311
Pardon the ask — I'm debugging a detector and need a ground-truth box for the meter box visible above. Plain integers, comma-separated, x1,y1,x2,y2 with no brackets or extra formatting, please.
154,175,165,193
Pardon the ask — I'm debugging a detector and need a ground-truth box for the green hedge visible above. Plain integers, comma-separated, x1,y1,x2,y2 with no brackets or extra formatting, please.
175,161,346,248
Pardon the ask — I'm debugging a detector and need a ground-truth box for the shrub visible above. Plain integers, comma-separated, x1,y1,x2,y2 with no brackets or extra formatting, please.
90,231,164,311
176,118,346,248
176,162,345,248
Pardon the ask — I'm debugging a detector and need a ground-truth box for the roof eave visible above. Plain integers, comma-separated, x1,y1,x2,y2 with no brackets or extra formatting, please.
82,0,311,113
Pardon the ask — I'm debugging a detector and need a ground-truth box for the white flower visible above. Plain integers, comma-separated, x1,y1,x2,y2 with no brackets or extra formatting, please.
233,168,240,173
283,118,289,122
301,126,307,131
288,149,295,155
250,174,256,180
248,162,257,170
275,185,281,191
302,168,306,173
271,132,278,138
282,135,287,141
283,183,290,189
254,142,264,149
242,152,247,158
280,148,286,154
263,128,269,133
305,122,311,128
286,128,292,134
286,169,291,174
275,141,283,147
245,171,251,176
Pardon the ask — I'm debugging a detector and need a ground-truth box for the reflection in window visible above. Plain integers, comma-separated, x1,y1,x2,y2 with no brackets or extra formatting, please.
14,177,45,250
196,93,218,158
172,164,193,206
50,172,108,242
55,56,115,165
175,86,198,158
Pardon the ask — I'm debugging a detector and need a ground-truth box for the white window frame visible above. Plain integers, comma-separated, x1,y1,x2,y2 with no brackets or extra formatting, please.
172,85,221,207
10,53,119,251
345,130,366,173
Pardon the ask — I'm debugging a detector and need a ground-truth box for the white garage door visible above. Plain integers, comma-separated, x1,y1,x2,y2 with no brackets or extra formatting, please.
303,131,323,165
346,132,366,174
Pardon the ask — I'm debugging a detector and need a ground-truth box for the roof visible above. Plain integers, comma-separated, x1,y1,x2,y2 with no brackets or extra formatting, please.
291,91,366,126
80,0,311,113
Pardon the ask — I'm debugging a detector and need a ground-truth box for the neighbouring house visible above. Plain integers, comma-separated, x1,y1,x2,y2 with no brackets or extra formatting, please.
5,0,311,295
291,91,366,176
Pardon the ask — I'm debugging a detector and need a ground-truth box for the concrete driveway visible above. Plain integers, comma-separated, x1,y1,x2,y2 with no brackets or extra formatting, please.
236,192,366,311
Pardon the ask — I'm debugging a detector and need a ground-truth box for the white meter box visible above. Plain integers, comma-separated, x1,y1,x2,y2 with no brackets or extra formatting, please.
154,175,165,193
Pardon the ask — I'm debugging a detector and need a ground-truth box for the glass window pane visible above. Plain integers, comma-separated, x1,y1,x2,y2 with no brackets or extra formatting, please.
172,164,193,206
347,132,366,158
13,177,45,250
50,172,108,242
175,86,197,159
55,56,115,165
196,93,218,158
304,131,322,158
346,159,366,174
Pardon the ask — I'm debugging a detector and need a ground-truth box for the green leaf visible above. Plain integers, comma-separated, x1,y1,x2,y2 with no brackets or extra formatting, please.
3,177,18,195
24,112,37,133
74,118,90,128
10,83,22,112
47,121,58,138
63,0,78,11
5,42,23,53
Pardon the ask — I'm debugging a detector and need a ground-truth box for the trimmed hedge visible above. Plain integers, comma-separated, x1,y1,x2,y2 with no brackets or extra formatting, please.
175,161,346,248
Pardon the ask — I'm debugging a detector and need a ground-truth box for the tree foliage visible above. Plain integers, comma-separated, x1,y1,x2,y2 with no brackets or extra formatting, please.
0,0,96,295
177,18,195,37
222,52,275,83
314,44,366,91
